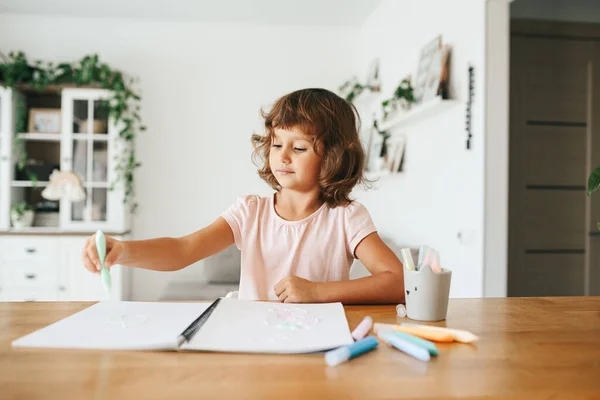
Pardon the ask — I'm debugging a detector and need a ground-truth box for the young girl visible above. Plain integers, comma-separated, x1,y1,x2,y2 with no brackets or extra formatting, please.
82,88,405,304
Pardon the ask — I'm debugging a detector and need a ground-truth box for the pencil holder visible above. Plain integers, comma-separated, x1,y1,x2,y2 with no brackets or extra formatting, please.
403,265,452,321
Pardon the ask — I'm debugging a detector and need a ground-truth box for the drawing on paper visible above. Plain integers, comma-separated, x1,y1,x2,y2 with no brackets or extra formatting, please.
264,307,322,330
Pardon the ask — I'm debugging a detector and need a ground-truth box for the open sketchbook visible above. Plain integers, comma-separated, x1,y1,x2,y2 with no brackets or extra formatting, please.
11,298,354,354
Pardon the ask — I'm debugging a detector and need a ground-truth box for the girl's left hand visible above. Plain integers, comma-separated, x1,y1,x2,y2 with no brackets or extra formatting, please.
274,276,319,303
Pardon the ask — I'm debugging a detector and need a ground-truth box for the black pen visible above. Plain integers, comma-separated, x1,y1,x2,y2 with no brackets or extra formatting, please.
177,298,221,346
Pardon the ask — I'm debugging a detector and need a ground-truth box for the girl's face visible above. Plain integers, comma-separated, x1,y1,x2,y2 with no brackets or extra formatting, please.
269,126,322,192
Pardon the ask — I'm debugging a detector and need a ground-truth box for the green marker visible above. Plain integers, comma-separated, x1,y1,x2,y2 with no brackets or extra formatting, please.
96,230,112,294
387,329,439,356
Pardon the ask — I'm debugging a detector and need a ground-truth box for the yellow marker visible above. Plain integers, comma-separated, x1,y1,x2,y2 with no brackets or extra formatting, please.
373,323,478,343
400,248,415,271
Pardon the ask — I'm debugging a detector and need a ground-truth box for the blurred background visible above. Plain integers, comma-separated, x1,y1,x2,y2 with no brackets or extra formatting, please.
0,0,599,302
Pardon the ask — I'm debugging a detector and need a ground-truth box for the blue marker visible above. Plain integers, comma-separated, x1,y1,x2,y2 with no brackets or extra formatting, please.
379,332,431,362
325,336,379,367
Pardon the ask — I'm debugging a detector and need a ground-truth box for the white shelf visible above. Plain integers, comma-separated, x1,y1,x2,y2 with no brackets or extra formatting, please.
17,133,62,141
12,179,108,189
13,181,110,188
83,182,110,188
11,181,50,187
378,97,460,132
73,133,109,141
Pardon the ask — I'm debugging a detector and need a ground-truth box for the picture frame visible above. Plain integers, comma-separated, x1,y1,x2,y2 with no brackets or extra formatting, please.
365,58,381,92
366,132,384,173
413,36,450,103
28,108,61,133
384,135,406,173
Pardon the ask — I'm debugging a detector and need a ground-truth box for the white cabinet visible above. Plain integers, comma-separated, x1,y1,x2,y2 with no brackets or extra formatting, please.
60,236,124,301
60,89,128,232
0,87,11,230
0,86,131,233
0,234,128,302
0,85,132,301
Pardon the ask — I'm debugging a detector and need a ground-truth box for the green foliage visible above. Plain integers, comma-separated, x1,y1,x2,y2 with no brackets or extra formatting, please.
10,201,33,219
586,165,600,230
339,76,380,103
381,78,416,119
587,165,600,196
0,51,145,213
340,81,366,103
393,78,416,103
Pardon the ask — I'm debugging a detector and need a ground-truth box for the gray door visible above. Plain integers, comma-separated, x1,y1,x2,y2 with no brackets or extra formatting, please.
509,32,600,296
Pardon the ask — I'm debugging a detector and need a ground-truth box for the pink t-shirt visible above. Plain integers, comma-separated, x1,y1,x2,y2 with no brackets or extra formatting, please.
221,193,377,301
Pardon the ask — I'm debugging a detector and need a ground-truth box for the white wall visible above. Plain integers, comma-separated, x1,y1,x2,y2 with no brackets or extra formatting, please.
0,14,359,300
0,1,495,300
511,0,600,23
352,0,487,298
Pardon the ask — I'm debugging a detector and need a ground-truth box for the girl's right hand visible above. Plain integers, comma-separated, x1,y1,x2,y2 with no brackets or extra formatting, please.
82,234,127,273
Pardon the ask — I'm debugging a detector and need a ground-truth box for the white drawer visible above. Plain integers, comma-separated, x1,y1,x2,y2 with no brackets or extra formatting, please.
1,237,58,262
0,287,58,302
0,260,58,288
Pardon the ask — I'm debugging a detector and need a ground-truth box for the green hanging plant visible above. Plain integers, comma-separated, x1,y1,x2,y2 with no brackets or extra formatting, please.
339,77,381,103
372,119,391,159
381,77,417,119
11,94,38,184
339,59,381,103
0,51,145,213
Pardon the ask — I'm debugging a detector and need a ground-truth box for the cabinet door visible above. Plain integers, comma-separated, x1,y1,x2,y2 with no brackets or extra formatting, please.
0,235,61,302
60,89,126,232
0,287,58,302
0,87,12,231
60,236,123,301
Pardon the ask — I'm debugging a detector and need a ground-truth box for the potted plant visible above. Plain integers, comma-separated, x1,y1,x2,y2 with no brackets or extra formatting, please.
381,77,417,119
10,201,34,229
339,59,381,103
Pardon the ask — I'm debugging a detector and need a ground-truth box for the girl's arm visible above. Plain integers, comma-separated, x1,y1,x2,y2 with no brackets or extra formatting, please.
314,232,405,304
85,217,235,272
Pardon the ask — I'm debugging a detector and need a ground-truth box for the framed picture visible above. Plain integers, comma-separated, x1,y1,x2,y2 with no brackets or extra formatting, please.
365,58,381,91
413,36,450,103
366,132,385,173
384,135,406,173
28,108,61,133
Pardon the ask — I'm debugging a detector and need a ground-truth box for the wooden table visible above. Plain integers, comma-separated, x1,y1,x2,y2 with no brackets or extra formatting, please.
1,297,599,400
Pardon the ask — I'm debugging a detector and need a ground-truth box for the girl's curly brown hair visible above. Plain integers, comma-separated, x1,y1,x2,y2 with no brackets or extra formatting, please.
251,88,368,208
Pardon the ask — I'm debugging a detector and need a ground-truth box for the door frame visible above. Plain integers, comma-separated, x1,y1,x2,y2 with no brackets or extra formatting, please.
485,0,600,297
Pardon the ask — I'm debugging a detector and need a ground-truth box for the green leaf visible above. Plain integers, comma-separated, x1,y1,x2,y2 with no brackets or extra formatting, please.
597,222,600,231
587,165,600,195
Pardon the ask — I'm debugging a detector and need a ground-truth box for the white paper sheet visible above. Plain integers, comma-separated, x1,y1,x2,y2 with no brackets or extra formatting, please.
12,301,210,350
12,298,354,354
181,298,354,354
